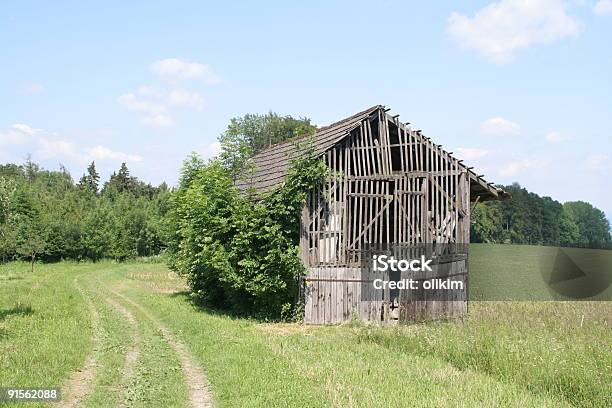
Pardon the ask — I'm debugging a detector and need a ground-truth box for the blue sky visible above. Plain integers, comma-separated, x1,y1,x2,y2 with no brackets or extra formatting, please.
1,0,611,219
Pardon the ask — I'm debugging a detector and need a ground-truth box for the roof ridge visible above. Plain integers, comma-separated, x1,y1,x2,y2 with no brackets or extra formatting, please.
250,104,382,156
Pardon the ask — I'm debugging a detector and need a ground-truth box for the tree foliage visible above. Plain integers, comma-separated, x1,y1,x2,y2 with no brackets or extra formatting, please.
168,111,323,318
218,112,316,178
167,146,327,319
471,183,611,249
0,161,169,263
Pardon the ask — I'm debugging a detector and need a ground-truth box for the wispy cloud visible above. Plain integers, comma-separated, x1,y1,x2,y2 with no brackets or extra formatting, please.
586,154,609,171
36,137,143,165
594,0,612,16
8,123,146,166
151,58,220,84
480,117,521,136
196,141,222,159
545,131,569,143
36,138,76,159
498,158,534,177
455,147,490,160
447,0,582,63
119,59,216,127
142,114,174,127
167,89,204,108
85,146,143,162
118,93,165,114
118,92,173,128
0,123,39,145
11,123,40,136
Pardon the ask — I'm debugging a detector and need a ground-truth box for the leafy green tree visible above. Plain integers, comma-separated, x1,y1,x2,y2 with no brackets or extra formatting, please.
0,177,18,262
563,201,611,248
471,183,611,248
0,159,170,263
470,201,502,243
167,147,327,318
15,213,46,272
218,112,316,179
558,206,580,246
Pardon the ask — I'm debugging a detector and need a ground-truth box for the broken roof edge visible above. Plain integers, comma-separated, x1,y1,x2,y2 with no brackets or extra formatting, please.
237,104,509,201
253,104,383,152
378,110,509,202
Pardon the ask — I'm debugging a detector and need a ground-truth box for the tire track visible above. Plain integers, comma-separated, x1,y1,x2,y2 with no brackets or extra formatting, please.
58,279,101,408
102,296,141,407
104,284,214,408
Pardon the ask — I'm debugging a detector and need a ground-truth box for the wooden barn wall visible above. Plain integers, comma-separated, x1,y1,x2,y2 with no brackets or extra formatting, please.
302,110,471,324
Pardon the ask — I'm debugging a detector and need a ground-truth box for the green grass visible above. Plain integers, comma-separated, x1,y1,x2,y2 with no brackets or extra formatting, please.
0,262,187,408
1,245,610,407
470,244,612,300
0,262,91,407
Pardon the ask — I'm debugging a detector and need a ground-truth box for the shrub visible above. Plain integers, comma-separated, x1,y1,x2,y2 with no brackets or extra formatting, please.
168,150,326,319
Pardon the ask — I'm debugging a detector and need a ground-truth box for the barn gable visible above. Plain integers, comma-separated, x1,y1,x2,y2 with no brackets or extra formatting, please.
236,105,508,202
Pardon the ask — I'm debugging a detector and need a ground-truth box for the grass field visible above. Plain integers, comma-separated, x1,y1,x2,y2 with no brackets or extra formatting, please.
1,244,610,407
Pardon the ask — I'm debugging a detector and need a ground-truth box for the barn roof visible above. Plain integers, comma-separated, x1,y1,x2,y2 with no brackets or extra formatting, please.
235,105,508,201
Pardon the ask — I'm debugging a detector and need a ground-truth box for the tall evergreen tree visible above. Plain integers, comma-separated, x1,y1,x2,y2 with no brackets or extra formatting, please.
86,161,100,193
78,161,100,194
103,162,133,194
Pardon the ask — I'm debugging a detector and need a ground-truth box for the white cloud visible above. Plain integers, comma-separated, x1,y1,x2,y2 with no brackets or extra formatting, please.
480,117,521,135
118,93,165,114
120,60,217,127
594,0,612,15
498,158,534,177
197,141,222,159
118,93,173,127
0,123,39,145
12,123,40,135
137,85,162,97
455,147,490,160
447,0,582,63
151,58,220,84
586,154,609,171
36,138,75,159
167,89,204,108
143,114,174,127
35,137,143,165
85,145,143,162
545,131,569,142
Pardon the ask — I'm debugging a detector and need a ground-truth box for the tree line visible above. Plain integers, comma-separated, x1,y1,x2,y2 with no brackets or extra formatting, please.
1,112,609,283
471,183,611,249
0,159,170,267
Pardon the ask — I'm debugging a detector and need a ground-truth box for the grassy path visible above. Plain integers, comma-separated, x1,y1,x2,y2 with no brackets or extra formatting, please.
1,260,610,407
101,282,213,407
58,279,102,408
100,296,140,407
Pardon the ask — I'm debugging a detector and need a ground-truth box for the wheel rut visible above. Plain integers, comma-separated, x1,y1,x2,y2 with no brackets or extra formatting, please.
102,296,141,407
57,279,101,408
104,285,213,408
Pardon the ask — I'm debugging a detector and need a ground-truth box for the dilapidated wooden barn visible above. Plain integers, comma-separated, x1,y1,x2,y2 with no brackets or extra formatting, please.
237,105,508,324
